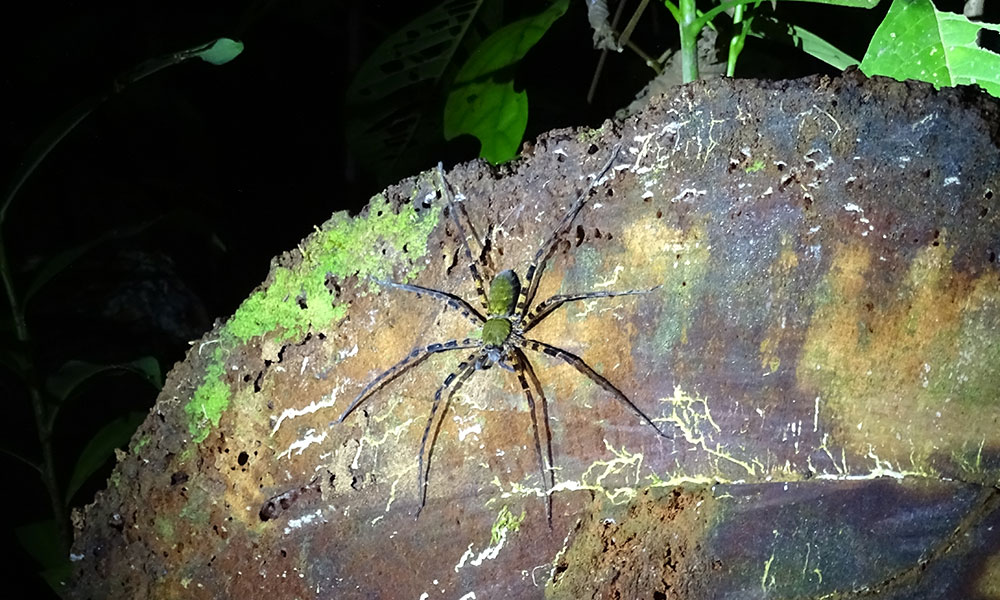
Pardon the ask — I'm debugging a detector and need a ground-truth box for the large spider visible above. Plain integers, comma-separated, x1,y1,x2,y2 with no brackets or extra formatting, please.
337,147,670,521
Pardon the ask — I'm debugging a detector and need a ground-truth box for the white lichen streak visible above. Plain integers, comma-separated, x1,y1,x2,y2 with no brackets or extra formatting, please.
351,436,364,469
817,433,848,474
594,264,624,288
277,429,328,459
842,202,876,237
657,386,761,477
457,421,482,442
338,344,359,360
454,529,508,571
283,508,324,535
629,132,655,169
499,440,649,506
813,396,821,432
271,383,344,434
814,445,932,481
384,476,401,512
670,188,707,203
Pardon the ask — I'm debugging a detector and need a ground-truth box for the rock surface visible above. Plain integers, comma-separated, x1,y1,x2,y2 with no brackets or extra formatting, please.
69,70,1000,599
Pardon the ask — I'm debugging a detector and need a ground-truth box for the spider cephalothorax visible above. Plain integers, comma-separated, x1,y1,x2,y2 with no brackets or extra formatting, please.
337,146,670,521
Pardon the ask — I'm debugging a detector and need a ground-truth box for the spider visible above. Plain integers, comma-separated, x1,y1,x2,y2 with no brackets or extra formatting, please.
337,146,670,522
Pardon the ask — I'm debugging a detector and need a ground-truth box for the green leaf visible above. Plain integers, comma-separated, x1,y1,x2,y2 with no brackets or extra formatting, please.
128,356,164,389
15,519,73,595
194,38,244,65
45,357,162,403
22,218,159,306
65,411,146,505
861,0,1000,97
444,0,569,163
0,445,42,473
0,342,30,375
346,0,488,182
749,16,860,70
15,519,65,568
693,0,879,37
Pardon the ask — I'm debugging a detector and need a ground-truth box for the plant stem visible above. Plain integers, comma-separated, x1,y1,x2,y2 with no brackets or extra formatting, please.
1,241,69,551
0,238,26,340
0,37,236,558
727,4,745,76
679,0,700,83
33,386,70,553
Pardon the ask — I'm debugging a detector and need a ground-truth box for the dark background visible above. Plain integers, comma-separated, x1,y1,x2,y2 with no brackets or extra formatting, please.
5,0,975,595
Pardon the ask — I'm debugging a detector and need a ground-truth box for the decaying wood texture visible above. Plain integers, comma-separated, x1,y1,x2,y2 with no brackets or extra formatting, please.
69,70,1000,599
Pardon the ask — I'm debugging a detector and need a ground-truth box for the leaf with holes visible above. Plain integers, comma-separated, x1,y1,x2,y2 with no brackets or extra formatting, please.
346,0,489,182
861,0,1000,97
443,0,569,164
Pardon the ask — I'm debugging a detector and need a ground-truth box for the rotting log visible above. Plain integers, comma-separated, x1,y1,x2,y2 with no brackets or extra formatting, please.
69,69,1000,599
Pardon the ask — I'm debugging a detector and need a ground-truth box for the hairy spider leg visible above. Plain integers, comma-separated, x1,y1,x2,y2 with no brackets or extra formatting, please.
436,164,491,314
372,279,486,326
521,287,658,333
416,352,482,516
515,144,622,320
520,337,671,439
337,339,482,423
511,347,556,525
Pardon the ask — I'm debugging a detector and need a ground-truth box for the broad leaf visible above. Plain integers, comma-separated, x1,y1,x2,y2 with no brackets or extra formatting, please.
694,0,879,35
15,519,73,594
444,0,569,164
194,38,244,66
45,357,162,403
346,0,488,181
861,0,1000,97
750,16,860,70
65,411,146,505
22,218,159,306
15,519,64,568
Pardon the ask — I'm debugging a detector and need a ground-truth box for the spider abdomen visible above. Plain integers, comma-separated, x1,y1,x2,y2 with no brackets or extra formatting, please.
482,317,512,347
488,269,521,317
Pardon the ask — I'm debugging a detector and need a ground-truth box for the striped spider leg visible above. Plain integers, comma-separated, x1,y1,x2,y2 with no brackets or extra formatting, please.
338,146,669,522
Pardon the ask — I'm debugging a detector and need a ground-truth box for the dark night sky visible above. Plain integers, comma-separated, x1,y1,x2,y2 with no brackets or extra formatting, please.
1,0,906,595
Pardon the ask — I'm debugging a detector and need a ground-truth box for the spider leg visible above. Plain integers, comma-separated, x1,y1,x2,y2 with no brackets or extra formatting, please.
373,279,487,325
436,164,492,314
511,347,556,526
521,286,659,333
456,199,495,272
521,336,671,439
416,351,483,516
515,144,622,320
336,339,482,423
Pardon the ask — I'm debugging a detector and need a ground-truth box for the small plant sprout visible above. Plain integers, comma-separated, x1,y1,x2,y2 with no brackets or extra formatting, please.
337,146,670,523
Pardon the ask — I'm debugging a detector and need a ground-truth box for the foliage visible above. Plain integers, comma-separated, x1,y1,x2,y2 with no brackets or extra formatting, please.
860,0,1000,96
345,0,498,184
347,0,1000,170
0,37,241,593
442,0,569,163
